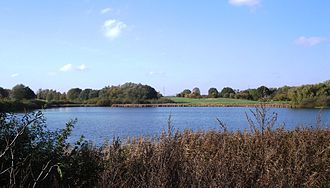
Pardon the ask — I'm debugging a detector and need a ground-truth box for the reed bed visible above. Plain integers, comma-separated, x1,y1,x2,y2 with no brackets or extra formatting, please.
99,125,330,187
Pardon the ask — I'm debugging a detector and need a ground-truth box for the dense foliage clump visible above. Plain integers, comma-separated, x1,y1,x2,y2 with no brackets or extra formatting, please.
0,112,103,187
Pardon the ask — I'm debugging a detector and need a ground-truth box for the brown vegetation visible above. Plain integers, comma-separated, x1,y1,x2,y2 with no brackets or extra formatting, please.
99,123,329,187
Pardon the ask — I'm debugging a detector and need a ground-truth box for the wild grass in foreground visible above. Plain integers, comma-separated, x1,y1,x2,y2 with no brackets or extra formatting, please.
0,107,329,187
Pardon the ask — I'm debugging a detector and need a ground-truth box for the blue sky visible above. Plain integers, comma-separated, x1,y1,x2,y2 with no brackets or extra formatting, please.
0,0,329,95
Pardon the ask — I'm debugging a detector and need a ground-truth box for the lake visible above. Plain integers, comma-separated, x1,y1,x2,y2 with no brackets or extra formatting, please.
41,107,330,144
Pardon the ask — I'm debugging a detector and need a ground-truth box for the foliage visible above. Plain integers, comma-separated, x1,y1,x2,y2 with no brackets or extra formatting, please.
0,87,9,99
37,89,65,101
220,87,236,98
10,84,36,100
192,87,200,94
0,112,103,187
98,83,159,104
67,88,83,101
208,87,219,98
2,80,330,109
176,88,201,98
0,99,46,112
256,86,272,99
176,89,191,97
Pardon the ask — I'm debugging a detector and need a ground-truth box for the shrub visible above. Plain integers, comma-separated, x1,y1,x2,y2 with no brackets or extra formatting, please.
0,112,103,187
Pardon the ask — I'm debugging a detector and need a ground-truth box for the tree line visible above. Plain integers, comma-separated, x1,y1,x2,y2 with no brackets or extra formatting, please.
1,80,330,110
176,80,330,107
0,83,167,111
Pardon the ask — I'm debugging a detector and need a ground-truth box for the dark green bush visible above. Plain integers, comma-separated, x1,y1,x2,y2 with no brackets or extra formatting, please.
0,112,103,187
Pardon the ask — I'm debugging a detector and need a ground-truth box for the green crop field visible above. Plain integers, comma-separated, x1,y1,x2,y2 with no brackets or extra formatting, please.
167,97,288,105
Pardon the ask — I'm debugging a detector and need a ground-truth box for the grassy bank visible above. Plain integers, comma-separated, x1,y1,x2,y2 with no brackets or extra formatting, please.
1,109,329,187
167,97,290,106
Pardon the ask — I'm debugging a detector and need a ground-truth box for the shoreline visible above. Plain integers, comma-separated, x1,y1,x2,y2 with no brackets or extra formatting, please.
110,103,291,108
48,103,292,108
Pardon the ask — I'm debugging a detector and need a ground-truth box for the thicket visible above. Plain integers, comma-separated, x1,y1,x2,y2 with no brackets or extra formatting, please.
1,107,329,187
0,112,103,187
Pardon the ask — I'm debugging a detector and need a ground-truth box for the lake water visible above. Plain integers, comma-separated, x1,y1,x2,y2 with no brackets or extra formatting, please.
41,107,330,144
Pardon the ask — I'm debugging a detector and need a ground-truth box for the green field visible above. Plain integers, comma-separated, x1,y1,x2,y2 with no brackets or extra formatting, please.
167,97,288,105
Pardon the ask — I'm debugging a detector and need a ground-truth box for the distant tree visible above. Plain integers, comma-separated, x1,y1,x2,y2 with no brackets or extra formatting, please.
60,92,67,100
272,86,290,101
67,88,82,101
88,90,99,99
98,83,158,103
46,91,54,101
191,87,201,98
235,90,252,100
256,86,271,99
0,87,9,99
247,89,259,100
10,84,36,100
192,87,201,95
124,84,158,100
208,88,219,98
176,89,192,97
37,89,62,101
79,89,92,100
324,80,330,87
220,87,235,98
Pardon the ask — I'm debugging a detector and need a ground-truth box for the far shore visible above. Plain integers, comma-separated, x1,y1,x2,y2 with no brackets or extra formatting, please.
47,103,292,108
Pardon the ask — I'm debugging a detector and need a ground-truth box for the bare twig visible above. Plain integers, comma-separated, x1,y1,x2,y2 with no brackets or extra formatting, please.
216,118,228,132
0,115,40,159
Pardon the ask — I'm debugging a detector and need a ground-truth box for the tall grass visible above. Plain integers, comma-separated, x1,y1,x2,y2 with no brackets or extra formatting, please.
1,107,329,187
99,125,329,187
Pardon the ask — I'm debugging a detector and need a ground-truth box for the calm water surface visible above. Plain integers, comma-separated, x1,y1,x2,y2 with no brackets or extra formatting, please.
41,107,330,144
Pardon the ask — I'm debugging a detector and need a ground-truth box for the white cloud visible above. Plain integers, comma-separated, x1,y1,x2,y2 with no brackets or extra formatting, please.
60,64,73,72
100,7,111,14
229,0,260,7
11,73,19,78
59,64,88,72
295,36,327,47
102,19,127,40
77,64,87,71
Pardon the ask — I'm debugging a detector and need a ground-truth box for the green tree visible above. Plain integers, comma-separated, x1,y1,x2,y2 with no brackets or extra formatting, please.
235,90,252,100
88,90,99,99
220,87,235,98
67,88,82,101
191,87,201,98
272,86,290,101
176,89,191,97
256,86,271,99
324,80,330,87
60,92,67,101
79,89,92,100
208,88,219,98
0,87,9,99
10,84,36,100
